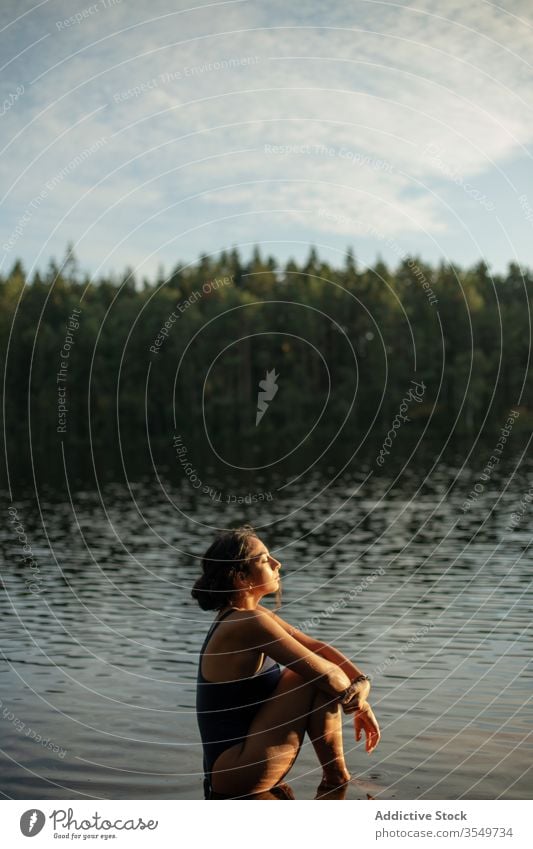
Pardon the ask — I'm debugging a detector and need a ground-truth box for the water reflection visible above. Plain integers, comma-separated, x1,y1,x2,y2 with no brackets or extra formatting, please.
0,452,531,799
225,782,296,800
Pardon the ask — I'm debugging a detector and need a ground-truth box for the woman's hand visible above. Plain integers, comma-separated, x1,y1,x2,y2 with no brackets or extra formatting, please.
354,703,380,753
341,679,371,713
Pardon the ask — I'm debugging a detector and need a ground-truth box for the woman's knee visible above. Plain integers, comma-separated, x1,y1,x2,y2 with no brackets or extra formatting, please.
277,668,321,701
210,673,324,794
282,671,338,712
311,686,341,712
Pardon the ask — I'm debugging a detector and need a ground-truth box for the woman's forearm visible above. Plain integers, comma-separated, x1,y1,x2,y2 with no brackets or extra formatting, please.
314,641,365,680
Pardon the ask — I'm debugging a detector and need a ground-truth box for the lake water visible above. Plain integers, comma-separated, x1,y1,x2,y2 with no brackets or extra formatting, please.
1,451,532,800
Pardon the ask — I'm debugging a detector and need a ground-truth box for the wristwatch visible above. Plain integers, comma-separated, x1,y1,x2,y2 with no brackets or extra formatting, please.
340,674,371,705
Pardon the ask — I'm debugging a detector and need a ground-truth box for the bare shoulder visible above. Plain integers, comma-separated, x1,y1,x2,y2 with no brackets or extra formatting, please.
256,606,319,648
206,608,273,652
256,605,299,635
256,604,276,619
224,607,274,630
229,606,288,641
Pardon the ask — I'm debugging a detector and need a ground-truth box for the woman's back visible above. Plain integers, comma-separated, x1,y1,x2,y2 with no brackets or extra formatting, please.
199,608,272,682
196,609,282,795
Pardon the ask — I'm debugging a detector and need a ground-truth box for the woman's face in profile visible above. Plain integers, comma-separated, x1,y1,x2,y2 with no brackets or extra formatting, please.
246,537,282,598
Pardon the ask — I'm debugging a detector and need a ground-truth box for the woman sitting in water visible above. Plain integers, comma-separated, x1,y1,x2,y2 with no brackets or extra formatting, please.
192,525,381,799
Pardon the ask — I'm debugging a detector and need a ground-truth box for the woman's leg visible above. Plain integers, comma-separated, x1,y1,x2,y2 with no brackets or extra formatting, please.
210,668,350,796
307,686,350,784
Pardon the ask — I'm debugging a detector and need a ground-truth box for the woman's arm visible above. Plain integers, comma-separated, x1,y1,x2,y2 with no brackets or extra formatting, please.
249,608,380,751
240,608,351,698
259,607,367,678
310,641,364,681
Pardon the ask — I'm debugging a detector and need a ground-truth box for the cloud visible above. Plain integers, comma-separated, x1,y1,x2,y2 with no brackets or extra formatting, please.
1,0,532,274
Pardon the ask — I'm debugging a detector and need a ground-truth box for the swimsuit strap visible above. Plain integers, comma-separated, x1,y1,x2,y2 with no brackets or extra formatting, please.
199,607,238,659
210,607,237,634
216,608,238,623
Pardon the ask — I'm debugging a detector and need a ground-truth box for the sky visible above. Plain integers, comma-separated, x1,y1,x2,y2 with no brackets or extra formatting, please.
1,0,533,282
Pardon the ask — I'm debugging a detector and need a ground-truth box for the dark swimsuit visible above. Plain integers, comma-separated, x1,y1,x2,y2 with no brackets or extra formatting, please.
196,609,282,799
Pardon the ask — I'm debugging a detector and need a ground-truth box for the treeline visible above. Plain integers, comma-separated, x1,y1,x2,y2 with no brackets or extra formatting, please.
1,246,531,478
